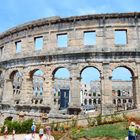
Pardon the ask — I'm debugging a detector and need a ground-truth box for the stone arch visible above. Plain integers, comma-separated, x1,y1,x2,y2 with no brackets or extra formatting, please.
110,63,136,77
9,70,18,80
25,67,46,106
52,66,71,110
84,99,87,105
29,69,44,96
8,67,23,79
111,65,135,111
79,65,102,112
26,65,46,79
80,65,102,77
29,68,44,79
9,70,23,95
5,116,13,121
89,99,92,105
52,66,71,79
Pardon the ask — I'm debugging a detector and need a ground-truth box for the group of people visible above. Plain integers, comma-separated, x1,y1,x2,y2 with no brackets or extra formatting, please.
38,126,54,140
3,122,54,140
24,122,55,140
4,120,140,140
4,126,15,140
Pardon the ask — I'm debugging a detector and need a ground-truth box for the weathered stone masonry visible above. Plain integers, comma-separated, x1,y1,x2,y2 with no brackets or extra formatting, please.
0,12,140,118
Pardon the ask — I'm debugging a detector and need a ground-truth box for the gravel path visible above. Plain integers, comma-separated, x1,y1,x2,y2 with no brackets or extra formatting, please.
0,133,38,140
0,134,128,140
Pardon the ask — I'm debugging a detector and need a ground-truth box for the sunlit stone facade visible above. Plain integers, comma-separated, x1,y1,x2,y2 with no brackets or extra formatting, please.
0,12,140,122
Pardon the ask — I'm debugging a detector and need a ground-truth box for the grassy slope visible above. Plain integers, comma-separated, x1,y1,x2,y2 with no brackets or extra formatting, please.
70,122,128,139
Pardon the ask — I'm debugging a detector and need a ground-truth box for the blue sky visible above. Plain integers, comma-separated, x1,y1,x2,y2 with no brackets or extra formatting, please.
0,0,136,83
0,0,140,32
54,67,131,84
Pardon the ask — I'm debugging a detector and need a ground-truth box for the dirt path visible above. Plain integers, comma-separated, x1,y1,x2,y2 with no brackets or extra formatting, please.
0,134,128,140
0,134,36,140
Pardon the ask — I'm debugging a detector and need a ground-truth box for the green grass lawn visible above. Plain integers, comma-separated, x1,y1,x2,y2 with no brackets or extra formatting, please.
70,122,128,139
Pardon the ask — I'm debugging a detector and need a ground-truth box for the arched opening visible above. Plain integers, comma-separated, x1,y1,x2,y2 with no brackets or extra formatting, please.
5,116,13,121
53,67,70,110
80,67,101,111
32,70,44,97
10,71,23,95
84,99,87,105
89,99,92,105
112,67,134,111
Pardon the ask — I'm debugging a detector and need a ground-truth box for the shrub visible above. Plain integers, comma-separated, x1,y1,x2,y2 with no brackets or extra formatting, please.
87,117,97,127
71,118,77,128
95,114,102,125
21,119,33,133
1,119,33,134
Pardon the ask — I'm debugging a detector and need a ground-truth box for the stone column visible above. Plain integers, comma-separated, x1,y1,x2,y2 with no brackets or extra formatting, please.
43,66,54,108
69,65,81,110
131,76,137,108
21,73,33,104
135,64,140,109
101,63,114,115
2,79,13,104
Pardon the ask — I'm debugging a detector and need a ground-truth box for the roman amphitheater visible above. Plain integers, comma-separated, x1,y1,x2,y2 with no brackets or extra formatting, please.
0,12,140,124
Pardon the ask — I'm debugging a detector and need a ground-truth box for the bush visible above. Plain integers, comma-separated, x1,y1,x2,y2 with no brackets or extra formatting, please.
95,114,102,125
21,119,33,133
12,121,22,133
1,119,33,134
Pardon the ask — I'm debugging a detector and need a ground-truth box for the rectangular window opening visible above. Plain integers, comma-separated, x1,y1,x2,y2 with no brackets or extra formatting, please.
57,34,68,48
84,31,96,46
115,30,127,45
35,36,43,50
15,41,21,53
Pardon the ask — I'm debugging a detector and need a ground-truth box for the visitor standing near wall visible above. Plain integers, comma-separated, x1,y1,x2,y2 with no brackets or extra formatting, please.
4,125,8,139
24,130,32,140
45,126,55,140
31,122,36,138
39,128,46,140
128,122,136,140
12,129,15,140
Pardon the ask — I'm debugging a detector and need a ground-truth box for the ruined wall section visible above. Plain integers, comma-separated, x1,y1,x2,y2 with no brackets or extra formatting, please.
0,13,140,114
0,13,140,63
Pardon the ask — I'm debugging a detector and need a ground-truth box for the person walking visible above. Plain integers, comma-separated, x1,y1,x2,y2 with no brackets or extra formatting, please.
45,126,55,140
24,130,32,140
31,122,36,138
4,125,8,139
128,122,136,140
39,128,46,140
12,129,15,140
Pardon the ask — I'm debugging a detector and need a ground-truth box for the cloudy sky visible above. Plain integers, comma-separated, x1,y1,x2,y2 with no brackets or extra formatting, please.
0,0,140,32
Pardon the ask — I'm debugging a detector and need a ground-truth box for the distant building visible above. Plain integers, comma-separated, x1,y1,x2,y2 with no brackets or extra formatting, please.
80,80,133,110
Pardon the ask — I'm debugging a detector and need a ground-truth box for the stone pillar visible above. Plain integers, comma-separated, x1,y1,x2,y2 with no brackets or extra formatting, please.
131,76,137,108
101,63,114,115
68,65,81,114
135,64,140,108
136,77,140,108
2,79,13,104
21,73,33,104
43,66,54,107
